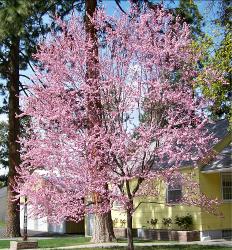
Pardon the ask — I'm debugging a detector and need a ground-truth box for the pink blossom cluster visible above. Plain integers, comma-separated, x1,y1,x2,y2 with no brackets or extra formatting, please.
16,7,220,223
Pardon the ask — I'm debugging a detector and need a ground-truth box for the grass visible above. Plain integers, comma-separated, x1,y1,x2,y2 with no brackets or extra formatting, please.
0,237,230,249
0,237,174,249
38,236,90,248
0,241,8,249
86,248,231,250
0,236,91,249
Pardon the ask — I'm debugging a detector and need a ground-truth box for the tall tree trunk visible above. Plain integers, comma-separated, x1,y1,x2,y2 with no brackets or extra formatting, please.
6,36,21,237
127,208,134,250
85,0,115,243
91,211,115,243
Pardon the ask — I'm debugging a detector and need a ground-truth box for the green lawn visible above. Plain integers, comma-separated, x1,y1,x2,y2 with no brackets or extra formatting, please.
0,236,91,249
38,236,91,248
0,237,230,250
0,237,174,249
0,240,8,249
81,247,232,250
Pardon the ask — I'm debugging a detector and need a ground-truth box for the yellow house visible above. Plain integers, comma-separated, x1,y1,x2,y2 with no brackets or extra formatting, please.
109,119,232,241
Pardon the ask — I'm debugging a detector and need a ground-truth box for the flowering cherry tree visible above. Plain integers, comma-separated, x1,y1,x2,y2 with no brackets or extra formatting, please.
16,6,222,250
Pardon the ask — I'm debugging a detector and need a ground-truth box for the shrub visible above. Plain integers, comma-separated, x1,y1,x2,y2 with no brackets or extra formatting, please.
175,214,193,230
147,218,158,229
162,218,172,228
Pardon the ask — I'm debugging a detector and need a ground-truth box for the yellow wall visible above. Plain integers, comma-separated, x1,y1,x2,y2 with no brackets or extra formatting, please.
199,172,232,231
112,166,232,232
112,168,203,231
198,133,232,231
112,198,202,231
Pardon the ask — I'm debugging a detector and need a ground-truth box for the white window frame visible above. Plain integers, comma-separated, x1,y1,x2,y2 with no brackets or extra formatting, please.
221,173,232,202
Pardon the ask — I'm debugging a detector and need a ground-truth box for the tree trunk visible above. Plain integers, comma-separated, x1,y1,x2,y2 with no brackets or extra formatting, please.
127,210,134,250
91,211,116,243
85,0,115,243
6,36,21,237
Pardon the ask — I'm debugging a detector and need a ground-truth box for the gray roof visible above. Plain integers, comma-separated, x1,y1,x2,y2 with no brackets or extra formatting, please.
152,119,231,170
181,119,230,168
206,119,229,143
201,143,232,173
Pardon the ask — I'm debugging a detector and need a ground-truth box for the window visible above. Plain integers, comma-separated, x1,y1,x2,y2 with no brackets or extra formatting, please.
167,183,182,203
166,182,182,203
222,173,232,201
113,200,124,208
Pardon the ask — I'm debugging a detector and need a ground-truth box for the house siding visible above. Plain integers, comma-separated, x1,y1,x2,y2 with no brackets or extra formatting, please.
112,168,203,231
199,132,232,233
112,200,203,231
111,166,232,239
199,172,232,231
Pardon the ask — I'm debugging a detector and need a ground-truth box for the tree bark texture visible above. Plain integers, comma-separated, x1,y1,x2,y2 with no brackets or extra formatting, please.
85,0,115,243
91,211,116,243
6,36,21,237
127,209,134,250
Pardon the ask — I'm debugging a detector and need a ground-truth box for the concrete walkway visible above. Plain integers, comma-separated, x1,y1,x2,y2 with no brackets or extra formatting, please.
1,239,232,250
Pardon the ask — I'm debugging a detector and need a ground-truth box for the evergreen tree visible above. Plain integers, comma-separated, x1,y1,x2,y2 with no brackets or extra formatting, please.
0,0,84,237
174,0,203,37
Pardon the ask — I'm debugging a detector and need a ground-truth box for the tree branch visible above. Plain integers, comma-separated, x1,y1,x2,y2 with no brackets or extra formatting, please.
19,81,29,97
115,0,127,15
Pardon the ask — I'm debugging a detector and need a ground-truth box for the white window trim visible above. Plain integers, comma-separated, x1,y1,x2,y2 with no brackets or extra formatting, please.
221,172,232,203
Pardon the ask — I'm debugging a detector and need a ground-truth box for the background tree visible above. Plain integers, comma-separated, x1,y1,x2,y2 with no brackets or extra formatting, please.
194,34,231,124
16,6,222,250
173,0,203,37
0,0,84,237
192,0,231,125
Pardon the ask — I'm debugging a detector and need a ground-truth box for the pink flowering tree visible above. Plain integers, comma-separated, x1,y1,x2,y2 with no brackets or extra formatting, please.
16,6,222,250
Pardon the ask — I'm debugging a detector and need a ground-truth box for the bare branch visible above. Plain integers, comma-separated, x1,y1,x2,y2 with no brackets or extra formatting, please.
115,0,127,15
19,81,29,97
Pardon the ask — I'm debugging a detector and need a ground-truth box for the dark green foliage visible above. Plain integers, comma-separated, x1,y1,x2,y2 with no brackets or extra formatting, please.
174,0,203,37
147,218,158,229
175,214,193,230
162,218,172,228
